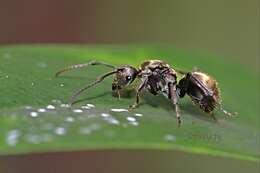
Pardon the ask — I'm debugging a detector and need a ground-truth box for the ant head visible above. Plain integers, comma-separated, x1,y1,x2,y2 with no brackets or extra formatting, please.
112,65,139,91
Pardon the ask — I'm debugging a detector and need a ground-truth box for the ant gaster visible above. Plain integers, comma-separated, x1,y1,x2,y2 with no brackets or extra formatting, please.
177,68,237,120
55,60,236,127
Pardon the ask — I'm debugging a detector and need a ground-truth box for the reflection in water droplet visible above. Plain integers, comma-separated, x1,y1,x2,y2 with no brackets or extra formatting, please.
5,75,9,79
46,105,55,110
134,113,143,117
6,129,20,146
30,112,38,117
73,109,83,113
65,116,75,122
86,104,95,108
60,83,65,87
54,127,66,135
31,82,35,86
110,108,129,112
37,108,46,113
164,134,176,141
127,116,136,122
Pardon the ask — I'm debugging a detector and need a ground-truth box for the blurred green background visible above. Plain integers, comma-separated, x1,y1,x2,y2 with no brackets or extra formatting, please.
0,0,258,70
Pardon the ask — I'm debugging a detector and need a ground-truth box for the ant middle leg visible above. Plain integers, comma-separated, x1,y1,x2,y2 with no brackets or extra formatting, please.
169,83,182,127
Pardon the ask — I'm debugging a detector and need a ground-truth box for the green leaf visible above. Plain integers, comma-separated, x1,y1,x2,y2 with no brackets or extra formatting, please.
0,45,259,162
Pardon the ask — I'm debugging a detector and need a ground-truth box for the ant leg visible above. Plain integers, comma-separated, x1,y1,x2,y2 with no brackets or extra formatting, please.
219,104,238,117
209,112,217,121
117,89,121,100
130,77,148,109
169,83,181,127
55,60,116,77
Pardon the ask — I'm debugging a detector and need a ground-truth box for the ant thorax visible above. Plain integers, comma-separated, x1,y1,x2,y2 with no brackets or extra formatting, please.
144,68,175,99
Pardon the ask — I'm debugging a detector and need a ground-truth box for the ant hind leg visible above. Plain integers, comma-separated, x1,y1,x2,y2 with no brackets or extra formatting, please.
219,104,238,117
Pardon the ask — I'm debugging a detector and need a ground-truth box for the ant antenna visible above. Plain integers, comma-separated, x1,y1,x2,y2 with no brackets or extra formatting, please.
69,70,118,106
55,60,116,77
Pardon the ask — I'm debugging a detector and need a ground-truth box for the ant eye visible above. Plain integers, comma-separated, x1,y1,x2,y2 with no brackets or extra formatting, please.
126,76,132,81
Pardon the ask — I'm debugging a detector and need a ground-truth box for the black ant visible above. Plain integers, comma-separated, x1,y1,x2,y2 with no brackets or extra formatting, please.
55,60,237,127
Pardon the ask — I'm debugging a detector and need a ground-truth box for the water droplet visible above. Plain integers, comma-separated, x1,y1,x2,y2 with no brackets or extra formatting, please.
129,121,139,126
5,75,9,79
51,99,62,104
37,62,48,68
110,108,129,112
134,113,143,117
41,123,54,130
89,124,100,130
46,105,55,110
60,83,65,87
73,109,83,113
65,116,74,122
6,129,20,146
31,82,35,86
61,104,70,108
101,113,110,117
127,116,136,122
37,108,46,113
54,127,66,135
25,106,32,110
25,134,42,144
30,111,38,117
164,134,176,141
78,127,91,135
81,105,91,109
86,104,95,108
107,118,120,125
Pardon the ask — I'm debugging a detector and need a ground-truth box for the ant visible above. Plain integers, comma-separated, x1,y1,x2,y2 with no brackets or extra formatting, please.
55,60,237,127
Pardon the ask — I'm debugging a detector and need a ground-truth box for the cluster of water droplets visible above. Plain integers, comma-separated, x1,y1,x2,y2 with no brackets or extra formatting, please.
4,98,147,147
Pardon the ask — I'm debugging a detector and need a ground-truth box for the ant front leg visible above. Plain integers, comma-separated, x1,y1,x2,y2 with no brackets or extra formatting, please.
116,89,121,100
130,77,148,109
